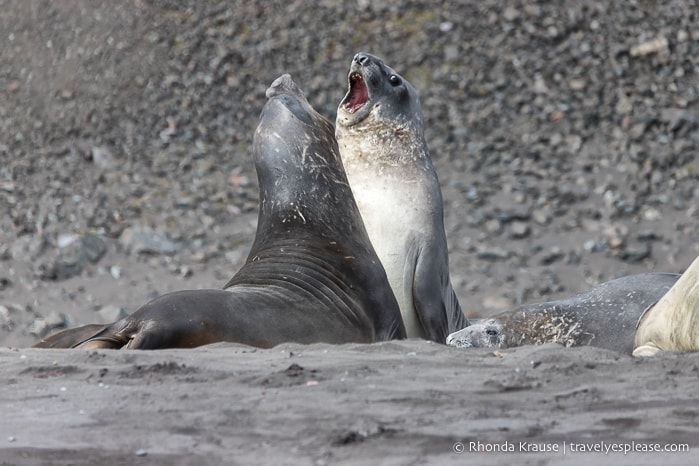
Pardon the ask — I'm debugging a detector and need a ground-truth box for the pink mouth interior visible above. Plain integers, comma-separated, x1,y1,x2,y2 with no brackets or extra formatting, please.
344,73,368,113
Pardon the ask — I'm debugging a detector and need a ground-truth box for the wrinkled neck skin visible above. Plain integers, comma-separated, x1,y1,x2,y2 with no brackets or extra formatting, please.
336,110,432,176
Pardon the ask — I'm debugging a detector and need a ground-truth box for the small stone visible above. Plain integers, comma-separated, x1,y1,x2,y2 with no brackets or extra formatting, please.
604,225,628,249
439,21,453,32
540,247,564,265
476,247,510,261
49,241,88,280
642,207,662,221
91,146,114,168
0,277,11,291
583,240,601,252
57,233,80,248
630,36,669,57
444,45,459,61
509,221,530,239
532,209,550,225
619,242,651,263
568,78,585,91
119,226,179,255
135,449,148,457
109,265,121,279
0,305,10,323
565,135,582,153
615,92,633,115
503,6,519,21
28,319,49,337
82,233,107,263
484,219,502,234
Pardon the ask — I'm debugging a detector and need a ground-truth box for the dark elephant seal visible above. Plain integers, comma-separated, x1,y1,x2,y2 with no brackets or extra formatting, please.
634,256,699,356
35,74,405,350
446,273,680,354
335,52,467,343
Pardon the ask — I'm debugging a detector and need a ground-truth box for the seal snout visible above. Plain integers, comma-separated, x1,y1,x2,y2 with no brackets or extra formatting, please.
266,74,304,100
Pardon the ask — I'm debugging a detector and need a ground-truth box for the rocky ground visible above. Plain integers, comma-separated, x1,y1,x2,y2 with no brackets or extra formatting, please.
1,1,698,464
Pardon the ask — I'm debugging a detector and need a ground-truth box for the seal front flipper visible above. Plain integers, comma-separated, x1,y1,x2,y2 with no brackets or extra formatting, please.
412,245,468,343
33,324,125,349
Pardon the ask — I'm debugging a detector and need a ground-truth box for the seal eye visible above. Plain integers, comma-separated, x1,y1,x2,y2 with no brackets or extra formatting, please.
486,328,499,337
388,74,401,87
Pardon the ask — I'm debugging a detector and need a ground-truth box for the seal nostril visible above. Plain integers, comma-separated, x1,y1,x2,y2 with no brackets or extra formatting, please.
354,53,369,65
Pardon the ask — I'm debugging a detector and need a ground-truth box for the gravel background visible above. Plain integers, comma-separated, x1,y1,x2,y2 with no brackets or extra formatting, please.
1,0,698,347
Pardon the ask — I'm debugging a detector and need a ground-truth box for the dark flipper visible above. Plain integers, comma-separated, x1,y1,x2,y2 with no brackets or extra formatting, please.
33,324,128,349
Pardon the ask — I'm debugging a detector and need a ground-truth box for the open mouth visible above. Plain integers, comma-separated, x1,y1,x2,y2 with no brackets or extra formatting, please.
343,72,368,113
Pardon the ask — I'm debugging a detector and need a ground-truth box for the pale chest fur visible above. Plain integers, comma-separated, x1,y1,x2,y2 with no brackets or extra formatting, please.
342,163,439,339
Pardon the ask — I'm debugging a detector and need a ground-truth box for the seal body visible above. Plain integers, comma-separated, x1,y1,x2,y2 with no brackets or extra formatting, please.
335,52,467,343
446,273,680,354
35,75,405,350
634,256,699,356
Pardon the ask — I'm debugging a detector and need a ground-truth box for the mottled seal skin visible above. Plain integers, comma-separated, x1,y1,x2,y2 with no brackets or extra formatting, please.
634,256,699,356
335,52,467,343
446,273,680,354
35,75,406,350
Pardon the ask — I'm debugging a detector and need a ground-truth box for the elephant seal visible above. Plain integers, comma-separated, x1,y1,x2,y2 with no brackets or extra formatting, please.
446,273,680,354
335,52,467,343
34,74,405,350
634,256,699,356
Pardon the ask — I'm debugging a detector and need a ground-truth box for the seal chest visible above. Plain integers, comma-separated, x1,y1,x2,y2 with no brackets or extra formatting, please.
346,170,430,338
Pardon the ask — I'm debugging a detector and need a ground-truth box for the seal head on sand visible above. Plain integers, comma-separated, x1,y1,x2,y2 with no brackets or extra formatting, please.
447,273,680,354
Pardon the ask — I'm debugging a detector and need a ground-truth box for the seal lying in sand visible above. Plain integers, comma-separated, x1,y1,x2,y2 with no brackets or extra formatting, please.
35,75,405,350
446,273,681,354
335,52,467,343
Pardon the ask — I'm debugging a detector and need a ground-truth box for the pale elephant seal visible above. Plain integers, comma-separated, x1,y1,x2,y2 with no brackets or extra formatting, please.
34,74,405,350
634,256,699,356
446,273,680,354
335,52,467,343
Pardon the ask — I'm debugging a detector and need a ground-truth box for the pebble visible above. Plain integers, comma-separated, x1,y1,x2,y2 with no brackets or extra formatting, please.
630,36,669,57
476,247,510,262
91,146,114,168
540,247,565,265
509,221,530,239
119,226,179,255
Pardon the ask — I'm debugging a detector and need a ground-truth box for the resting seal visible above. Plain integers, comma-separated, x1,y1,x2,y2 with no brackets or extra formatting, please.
634,256,699,356
335,52,467,342
35,74,405,350
446,273,680,354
